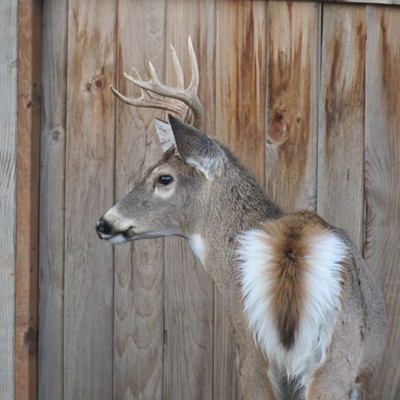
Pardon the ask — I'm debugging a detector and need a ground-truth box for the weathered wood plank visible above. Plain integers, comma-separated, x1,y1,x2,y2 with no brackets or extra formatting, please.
317,4,366,247
0,1,18,399
163,2,216,398
265,1,320,212
38,0,67,399
64,1,116,398
113,1,166,399
216,0,266,183
215,1,268,398
16,0,41,399
364,7,400,400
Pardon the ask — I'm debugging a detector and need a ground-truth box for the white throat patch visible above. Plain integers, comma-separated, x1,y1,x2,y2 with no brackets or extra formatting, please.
188,234,206,265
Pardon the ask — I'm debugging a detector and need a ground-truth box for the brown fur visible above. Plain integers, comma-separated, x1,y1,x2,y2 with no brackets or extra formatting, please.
260,211,334,349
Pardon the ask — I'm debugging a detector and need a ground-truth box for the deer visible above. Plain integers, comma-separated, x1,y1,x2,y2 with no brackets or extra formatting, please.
96,38,386,400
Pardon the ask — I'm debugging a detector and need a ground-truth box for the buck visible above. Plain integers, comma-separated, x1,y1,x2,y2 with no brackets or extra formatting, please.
96,38,386,399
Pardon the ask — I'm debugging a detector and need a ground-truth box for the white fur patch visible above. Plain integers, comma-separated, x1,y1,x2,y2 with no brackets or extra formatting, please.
188,234,206,265
186,155,224,181
154,185,175,199
237,227,348,382
155,119,176,152
108,234,128,245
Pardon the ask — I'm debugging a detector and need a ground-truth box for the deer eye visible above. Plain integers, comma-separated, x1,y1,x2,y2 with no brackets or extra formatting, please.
157,175,174,186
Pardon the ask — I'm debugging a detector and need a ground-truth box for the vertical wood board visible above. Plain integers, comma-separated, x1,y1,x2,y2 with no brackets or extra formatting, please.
64,1,116,398
16,0,42,398
265,1,320,211
364,6,400,400
215,1,268,398
113,1,166,398
317,4,366,247
0,1,18,398
38,0,68,399
163,2,216,398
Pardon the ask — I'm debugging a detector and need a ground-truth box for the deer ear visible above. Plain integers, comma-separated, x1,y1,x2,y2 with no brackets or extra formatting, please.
168,114,226,180
155,118,177,152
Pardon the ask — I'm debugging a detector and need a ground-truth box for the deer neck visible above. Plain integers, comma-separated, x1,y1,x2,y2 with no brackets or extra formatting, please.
187,168,284,293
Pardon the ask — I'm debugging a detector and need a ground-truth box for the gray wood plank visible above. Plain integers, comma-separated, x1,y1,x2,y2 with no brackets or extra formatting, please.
0,1,18,398
364,7,400,400
164,238,214,400
39,0,68,398
317,4,366,247
113,1,166,398
64,1,116,398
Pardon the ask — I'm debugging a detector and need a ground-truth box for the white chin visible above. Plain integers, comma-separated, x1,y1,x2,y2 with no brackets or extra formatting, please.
108,234,128,245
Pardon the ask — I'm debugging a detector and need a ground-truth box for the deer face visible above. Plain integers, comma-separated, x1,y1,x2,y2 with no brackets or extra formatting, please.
96,115,226,244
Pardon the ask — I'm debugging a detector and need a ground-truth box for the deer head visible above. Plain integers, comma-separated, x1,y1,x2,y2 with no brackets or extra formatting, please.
96,114,228,244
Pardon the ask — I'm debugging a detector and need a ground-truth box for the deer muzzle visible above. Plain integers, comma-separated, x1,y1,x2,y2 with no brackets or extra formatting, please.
95,216,135,244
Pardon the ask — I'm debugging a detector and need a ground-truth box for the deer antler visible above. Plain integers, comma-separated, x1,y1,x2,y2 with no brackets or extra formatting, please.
111,37,203,129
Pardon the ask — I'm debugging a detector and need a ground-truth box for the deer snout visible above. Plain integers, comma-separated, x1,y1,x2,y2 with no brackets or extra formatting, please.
96,218,113,239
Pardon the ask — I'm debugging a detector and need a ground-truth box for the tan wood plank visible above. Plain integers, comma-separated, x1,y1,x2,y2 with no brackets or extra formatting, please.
163,2,216,399
16,1,42,399
265,1,320,212
317,4,366,247
38,0,68,399
364,7,400,400
0,1,18,398
113,1,166,398
215,1,269,398
216,0,266,183
64,1,116,398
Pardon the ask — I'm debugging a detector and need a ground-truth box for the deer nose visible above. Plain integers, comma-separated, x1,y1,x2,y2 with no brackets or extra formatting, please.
96,218,113,238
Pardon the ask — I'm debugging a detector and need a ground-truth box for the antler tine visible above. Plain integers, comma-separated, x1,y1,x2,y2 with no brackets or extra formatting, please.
187,36,199,93
170,44,184,90
110,36,203,129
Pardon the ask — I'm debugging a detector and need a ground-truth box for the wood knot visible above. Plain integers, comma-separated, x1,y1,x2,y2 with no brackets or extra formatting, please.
23,327,38,355
52,129,62,141
84,73,107,94
267,107,288,145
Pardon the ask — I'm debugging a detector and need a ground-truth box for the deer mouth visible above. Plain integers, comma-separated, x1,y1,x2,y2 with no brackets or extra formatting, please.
96,218,136,244
99,228,135,244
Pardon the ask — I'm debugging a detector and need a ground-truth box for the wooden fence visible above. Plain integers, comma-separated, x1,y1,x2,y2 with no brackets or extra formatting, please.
1,0,400,399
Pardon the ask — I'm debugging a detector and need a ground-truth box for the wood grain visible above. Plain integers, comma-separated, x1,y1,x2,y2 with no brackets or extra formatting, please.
16,0,41,398
266,1,320,212
38,0,68,399
317,4,366,247
113,1,166,398
364,7,400,400
215,1,268,398
64,1,116,398
0,1,18,399
216,0,266,183
163,2,216,398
